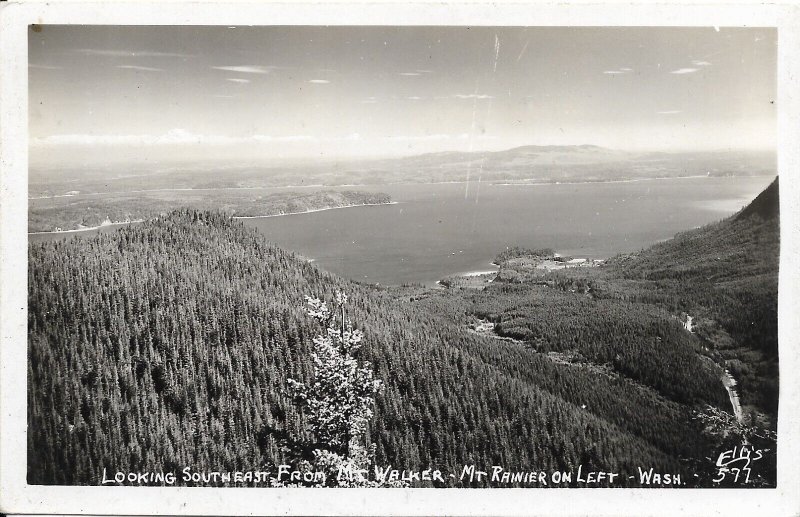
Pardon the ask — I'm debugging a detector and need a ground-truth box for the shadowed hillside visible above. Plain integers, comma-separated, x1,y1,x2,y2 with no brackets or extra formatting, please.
608,178,779,414
736,176,779,221
425,178,780,485
530,178,780,419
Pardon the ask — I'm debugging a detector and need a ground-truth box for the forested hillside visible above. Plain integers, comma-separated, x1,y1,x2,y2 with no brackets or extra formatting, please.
471,178,779,421
420,177,779,485
603,177,779,417
29,208,741,487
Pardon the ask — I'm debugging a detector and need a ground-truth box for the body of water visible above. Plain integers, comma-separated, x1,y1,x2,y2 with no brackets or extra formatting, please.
30,176,776,286
240,176,775,285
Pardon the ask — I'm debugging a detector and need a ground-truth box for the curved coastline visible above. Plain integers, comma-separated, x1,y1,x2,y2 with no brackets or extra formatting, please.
28,220,144,235
28,202,398,235
232,201,399,220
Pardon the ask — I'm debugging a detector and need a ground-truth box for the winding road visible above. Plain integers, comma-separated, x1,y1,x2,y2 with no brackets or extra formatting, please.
721,369,744,423
684,313,744,424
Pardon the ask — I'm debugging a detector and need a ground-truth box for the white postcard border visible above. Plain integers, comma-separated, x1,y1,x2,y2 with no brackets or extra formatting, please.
1,2,799,515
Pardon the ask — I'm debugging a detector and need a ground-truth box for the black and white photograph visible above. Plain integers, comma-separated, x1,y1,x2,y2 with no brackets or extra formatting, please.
2,2,800,516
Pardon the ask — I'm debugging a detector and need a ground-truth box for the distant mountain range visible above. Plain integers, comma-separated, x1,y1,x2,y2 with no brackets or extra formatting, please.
29,144,776,198
370,145,776,184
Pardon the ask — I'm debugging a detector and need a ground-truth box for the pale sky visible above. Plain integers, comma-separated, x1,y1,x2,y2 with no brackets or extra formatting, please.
29,26,777,165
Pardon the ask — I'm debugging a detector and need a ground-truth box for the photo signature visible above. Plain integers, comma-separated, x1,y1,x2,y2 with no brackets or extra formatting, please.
713,446,766,484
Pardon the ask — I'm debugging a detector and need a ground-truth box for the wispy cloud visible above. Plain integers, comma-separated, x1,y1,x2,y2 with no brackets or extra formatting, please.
73,48,191,58
382,134,460,142
656,110,682,115
399,72,421,76
29,64,62,70
33,129,212,146
670,68,699,74
691,60,712,66
32,130,499,147
407,96,422,100
253,135,316,143
117,65,164,72
226,78,250,84
33,130,319,147
212,65,275,74
381,133,497,142
454,94,494,99
308,79,330,84
603,68,632,75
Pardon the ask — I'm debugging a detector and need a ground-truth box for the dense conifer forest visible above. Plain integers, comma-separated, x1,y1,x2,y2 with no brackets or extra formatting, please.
546,177,780,418
27,179,779,487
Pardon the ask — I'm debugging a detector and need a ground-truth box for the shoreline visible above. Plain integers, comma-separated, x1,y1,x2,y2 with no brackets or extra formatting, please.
28,202,396,234
435,263,500,288
232,201,398,219
29,220,144,235
28,184,330,200
28,174,774,200
459,268,500,277
490,174,750,187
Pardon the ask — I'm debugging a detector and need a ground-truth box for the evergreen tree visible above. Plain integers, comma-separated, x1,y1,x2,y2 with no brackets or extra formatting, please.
27,207,777,487
271,292,395,487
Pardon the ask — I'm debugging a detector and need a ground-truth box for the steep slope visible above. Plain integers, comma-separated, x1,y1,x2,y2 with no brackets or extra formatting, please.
613,177,778,282
736,176,780,221
422,178,779,485
602,177,779,414
29,209,718,486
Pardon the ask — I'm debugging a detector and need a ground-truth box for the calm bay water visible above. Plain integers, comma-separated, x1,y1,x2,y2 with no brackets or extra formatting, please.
240,176,775,285
30,176,776,286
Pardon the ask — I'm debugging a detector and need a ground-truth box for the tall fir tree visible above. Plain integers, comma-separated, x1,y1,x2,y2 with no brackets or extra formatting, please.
270,292,398,487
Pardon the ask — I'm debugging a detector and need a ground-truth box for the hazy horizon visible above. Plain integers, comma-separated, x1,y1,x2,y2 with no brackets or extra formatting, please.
28,143,780,174
29,26,777,168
